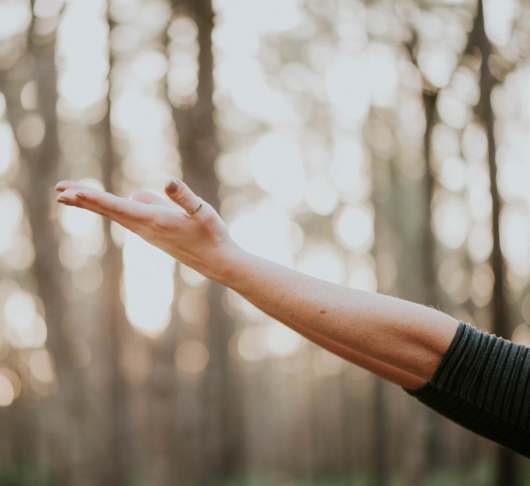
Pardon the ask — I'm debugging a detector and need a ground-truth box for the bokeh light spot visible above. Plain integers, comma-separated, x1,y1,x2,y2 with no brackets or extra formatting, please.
4,297,47,349
296,244,345,284
16,115,45,148
60,205,100,237
305,178,338,215
0,123,17,176
71,260,104,293
175,340,209,376
178,290,210,326
236,327,269,362
266,322,302,357
325,55,370,123
122,232,175,335
0,2,30,41
0,375,14,407
29,349,55,383
335,206,374,252
229,201,294,267
249,133,305,207
433,196,469,249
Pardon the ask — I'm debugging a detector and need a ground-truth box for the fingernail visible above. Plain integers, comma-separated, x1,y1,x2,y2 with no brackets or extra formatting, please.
57,198,68,203
75,192,86,200
165,179,179,194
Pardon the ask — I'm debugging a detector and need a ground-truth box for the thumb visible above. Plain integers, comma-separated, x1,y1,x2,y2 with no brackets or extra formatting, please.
164,178,202,213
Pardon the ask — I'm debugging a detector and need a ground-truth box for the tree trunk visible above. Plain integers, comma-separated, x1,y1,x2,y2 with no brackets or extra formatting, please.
473,1,519,484
0,56,41,477
145,327,180,486
168,0,243,483
91,11,132,484
371,377,387,486
420,88,446,475
370,122,391,486
0,7,87,484
421,89,439,328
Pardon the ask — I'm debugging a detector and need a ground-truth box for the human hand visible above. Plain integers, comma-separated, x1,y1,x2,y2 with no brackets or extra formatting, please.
55,179,241,280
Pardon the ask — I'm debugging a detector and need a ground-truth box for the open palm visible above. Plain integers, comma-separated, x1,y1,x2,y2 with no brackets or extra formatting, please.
55,179,238,278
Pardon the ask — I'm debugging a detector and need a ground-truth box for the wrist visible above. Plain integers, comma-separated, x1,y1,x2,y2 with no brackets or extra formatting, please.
199,240,249,285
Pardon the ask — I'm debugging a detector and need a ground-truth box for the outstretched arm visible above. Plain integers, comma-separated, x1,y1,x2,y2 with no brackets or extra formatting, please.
55,179,458,382
217,249,457,380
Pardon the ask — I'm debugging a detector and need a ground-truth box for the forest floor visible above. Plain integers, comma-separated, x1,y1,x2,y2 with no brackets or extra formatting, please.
1,459,530,486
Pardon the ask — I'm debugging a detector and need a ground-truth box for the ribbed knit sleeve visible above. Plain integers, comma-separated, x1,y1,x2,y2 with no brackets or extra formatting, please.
404,321,530,458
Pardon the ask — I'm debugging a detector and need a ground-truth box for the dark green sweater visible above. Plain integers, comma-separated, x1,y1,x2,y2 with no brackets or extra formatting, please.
405,321,530,458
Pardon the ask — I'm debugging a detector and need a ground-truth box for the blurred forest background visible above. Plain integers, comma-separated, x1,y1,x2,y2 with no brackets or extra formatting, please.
0,0,530,485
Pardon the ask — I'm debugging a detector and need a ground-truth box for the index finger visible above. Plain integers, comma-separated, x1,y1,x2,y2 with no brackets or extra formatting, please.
55,180,93,192
57,187,156,229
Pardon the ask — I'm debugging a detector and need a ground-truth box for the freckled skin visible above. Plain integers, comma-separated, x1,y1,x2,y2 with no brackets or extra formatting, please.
217,253,458,381
55,179,459,388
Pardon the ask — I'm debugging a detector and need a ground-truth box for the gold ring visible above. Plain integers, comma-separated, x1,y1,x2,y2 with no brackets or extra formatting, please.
187,198,203,215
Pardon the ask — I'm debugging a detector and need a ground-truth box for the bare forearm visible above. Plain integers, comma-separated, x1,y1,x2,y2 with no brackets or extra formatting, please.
287,321,427,389
216,248,458,381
